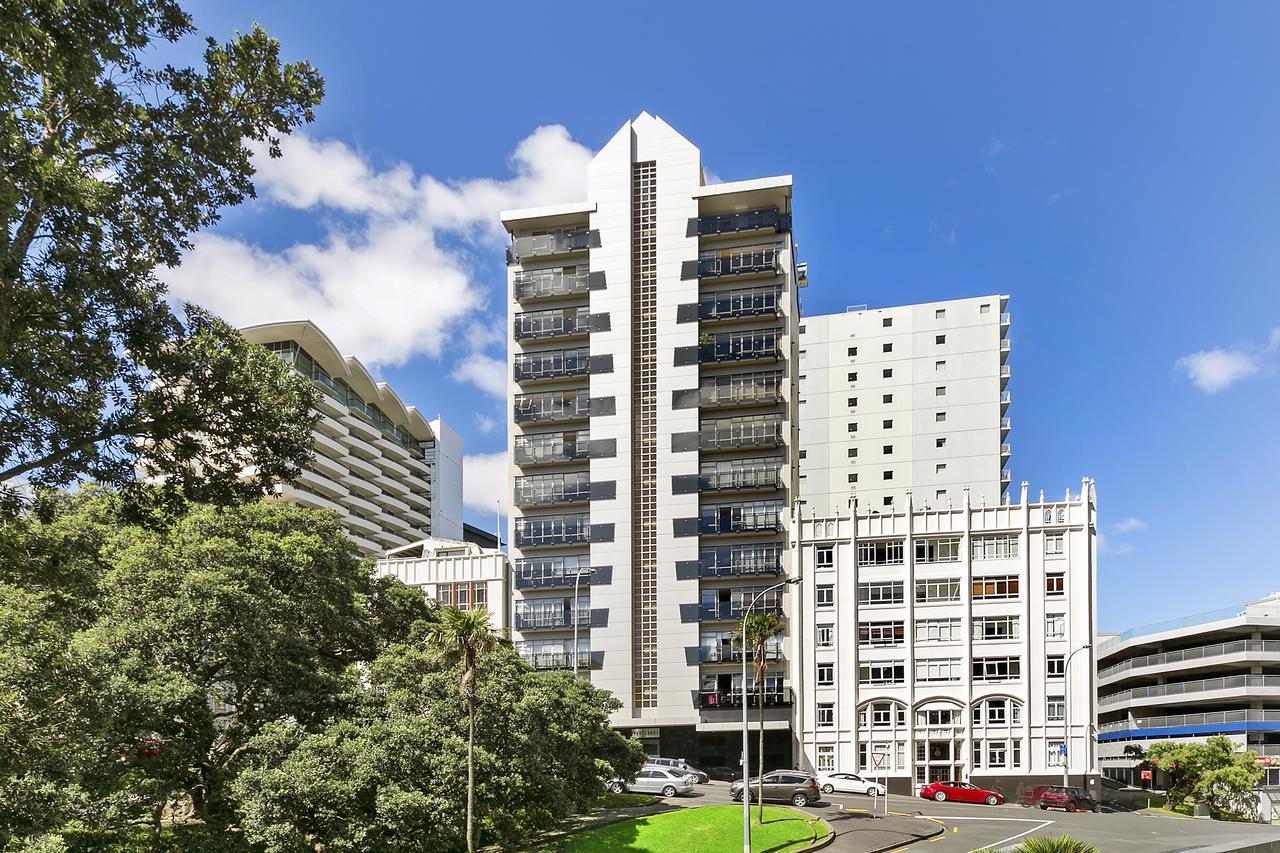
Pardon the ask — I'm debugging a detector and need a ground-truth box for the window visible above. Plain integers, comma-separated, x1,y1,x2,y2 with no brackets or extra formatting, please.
1047,695,1065,721
1047,655,1065,678
848,347,858,357
972,657,1021,681
882,419,893,429
858,540,904,565
1045,613,1065,639
883,470,893,480
816,624,834,648
817,744,835,772
915,658,962,683
1012,740,1022,768
847,448,858,458
973,615,1020,641
1045,532,1065,556
935,411,947,422
859,661,906,686
848,397,858,407
916,537,961,563
972,576,1020,600
817,585,835,608
816,544,834,568
1046,573,1065,596
817,663,835,686
857,581,904,605
848,372,858,382
861,701,905,729
882,317,893,328
936,437,947,448
883,343,893,353
915,578,961,603
883,496,893,506
858,621,905,647
935,360,946,371
882,368,893,378
916,617,962,644
980,303,991,314
848,422,858,433
1047,741,1065,767
936,463,947,474
972,534,1019,560
987,740,1007,768
916,708,958,726
973,698,1021,725
935,386,946,396
883,444,893,454
848,473,858,483
883,393,893,404
936,489,947,501
798,449,806,459
798,325,806,334
438,581,488,612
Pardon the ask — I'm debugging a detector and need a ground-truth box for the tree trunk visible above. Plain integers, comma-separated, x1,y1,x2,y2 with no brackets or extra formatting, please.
756,657,765,825
467,696,475,853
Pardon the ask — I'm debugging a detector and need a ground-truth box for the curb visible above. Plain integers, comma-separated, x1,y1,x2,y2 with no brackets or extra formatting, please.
864,815,946,853
802,817,837,851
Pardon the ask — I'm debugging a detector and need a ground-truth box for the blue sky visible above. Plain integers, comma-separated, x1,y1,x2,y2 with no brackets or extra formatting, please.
169,1,1280,632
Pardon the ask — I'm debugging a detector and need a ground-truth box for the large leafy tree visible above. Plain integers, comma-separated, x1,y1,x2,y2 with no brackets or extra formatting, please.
1147,736,1263,816
0,0,325,511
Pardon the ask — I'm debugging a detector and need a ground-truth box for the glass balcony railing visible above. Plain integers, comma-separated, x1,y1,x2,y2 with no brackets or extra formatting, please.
700,331,782,363
513,561,600,590
698,286,783,322
514,392,591,424
514,473,591,508
700,466,783,492
700,417,784,450
514,513,591,548
698,544,785,578
514,609,590,631
1100,674,1280,706
699,372,785,408
519,651,602,671
697,208,788,237
515,306,590,342
508,229,595,263
698,645,783,664
1099,710,1280,735
513,264,591,301
514,347,590,382
699,507,783,536
698,687,792,709
514,433,590,466
697,601,784,622
697,244,781,279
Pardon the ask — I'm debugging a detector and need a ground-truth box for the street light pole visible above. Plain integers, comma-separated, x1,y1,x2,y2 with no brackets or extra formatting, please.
1062,642,1093,788
572,566,595,677
741,575,801,853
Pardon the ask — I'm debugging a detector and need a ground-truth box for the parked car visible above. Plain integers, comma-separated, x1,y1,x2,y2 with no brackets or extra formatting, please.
646,756,709,784
918,780,1003,805
816,772,886,796
1019,785,1101,812
730,771,821,807
642,762,707,785
704,765,742,782
606,768,695,798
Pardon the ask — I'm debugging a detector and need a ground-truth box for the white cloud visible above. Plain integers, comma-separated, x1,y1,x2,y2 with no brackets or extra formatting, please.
474,413,498,434
1175,325,1280,394
1110,516,1146,535
463,452,507,514
452,351,507,399
929,221,957,248
1097,531,1133,557
162,125,593,369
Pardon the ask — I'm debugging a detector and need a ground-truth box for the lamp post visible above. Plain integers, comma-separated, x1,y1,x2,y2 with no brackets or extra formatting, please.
572,566,596,676
1062,642,1093,788
741,575,801,853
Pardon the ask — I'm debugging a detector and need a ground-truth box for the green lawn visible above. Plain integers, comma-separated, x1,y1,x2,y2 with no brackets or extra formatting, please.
546,804,828,853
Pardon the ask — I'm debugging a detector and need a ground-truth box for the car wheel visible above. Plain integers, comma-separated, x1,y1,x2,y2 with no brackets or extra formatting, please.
1092,803,1102,813
608,781,624,794
1038,800,1049,810
661,785,677,798
792,793,809,807
985,795,998,806
934,791,947,801
821,783,834,794
866,789,877,797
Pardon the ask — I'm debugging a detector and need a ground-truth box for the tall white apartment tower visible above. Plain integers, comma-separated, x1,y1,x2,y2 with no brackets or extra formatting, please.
798,297,1011,516
502,114,802,766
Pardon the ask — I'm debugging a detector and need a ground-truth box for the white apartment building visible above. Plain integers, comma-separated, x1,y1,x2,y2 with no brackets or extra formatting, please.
501,113,801,766
375,537,511,630
243,320,464,555
798,297,1011,516
793,480,1098,798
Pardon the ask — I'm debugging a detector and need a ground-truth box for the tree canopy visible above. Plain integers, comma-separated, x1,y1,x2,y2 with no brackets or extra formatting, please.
1145,736,1264,816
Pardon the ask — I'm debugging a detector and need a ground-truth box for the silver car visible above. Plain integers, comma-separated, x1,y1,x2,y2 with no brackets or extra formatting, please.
607,767,695,798
645,756,709,784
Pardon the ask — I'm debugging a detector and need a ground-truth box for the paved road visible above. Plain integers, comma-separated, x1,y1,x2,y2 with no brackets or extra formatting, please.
666,782,1280,852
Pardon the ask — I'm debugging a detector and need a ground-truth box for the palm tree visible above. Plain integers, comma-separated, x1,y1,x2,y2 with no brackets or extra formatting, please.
428,606,501,853
736,609,785,824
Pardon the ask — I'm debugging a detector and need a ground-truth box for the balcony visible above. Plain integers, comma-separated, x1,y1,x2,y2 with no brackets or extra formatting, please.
514,564,608,590
697,544,784,579
514,392,591,424
1000,312,1011,327
699,373,785,409
520,651,604,671
514,347,589,382
698,602,784,622
699,646,783,664
699,286,783,322
1000,417,1011,436
699,508,783,536
1099,639,1280,681
514,433,590,466
697,687,793,708
700,418,784,451
1001,470,1012,484
1000,443,1011,458
514,513,591,549
514,473,591,508
696,244,781,280
514,608,590,631
700,466,783,493
513,264,591,302
515,306,590,342
1000,365,1011,382
507,228,596,263
1099,710,1280,737
696,208,789,238
700,331,782,364
1100,674,1280,707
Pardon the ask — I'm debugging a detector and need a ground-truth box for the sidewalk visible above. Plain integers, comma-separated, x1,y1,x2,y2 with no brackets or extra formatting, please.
819,806,945,852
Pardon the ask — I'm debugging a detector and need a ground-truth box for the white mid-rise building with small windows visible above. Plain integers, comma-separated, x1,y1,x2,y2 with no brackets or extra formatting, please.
375,537,511,630
797,296,1011,517
792,480,1098,799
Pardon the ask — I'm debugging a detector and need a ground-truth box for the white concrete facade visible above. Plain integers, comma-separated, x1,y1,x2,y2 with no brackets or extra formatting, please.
426,416,465,541
242,321,455,556
793,480,1098,798
501,114,801,762
798,297,1011,517
376,537,510,630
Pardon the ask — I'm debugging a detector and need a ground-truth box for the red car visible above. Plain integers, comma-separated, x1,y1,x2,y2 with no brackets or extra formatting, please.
918,780,1004,805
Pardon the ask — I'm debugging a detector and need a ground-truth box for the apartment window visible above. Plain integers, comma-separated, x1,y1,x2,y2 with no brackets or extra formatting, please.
935,412,946,422
936,334,946,345
1012,740,1022,768
859,621,905,647
972,534,1019,560
848,422,858,433
1047,654,1065,678
438,581,488,612
882,496,894,507
935,463,947,474
980,303,991,313
848,473,858,483
817,585,835,608
972,576,1020,600
915,578,961,604
816,624,834,648
915,658,962,683
883,444,893,454
883,343,893,353
972,656,1021,681
848,347,858,357
848,372,858,382
857,580,904,605
798,449,807,459
817,662,835,686
863,701,905,729
848,397,858,407
882,317,893,328
1047,695,1065,722
883,393,893,404
936,437,947,448
817,745,836,772
798,325,806,334
974,698,1021,725
858,540,904,565
935,386,946,396
817,703,835,728
815,544,835,568
987,741,1007,768
935,360,946,371
917,708,958,726
882,368,893,378
1047,741,1065,767
1046,573,1065,596
916,618,962,643
935,309,946,319
882,419,893,429
973,615,1020,641
936,490,946,501
883,470,893,481
1045,532,1065,557
859,661,906,686
847,448,858,458
1045,613,1065,639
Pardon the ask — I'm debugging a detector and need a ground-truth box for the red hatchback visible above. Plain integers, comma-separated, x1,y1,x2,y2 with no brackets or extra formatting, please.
919,780,1004,805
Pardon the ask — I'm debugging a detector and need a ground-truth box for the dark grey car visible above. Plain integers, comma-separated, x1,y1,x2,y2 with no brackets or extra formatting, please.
730,771,821,807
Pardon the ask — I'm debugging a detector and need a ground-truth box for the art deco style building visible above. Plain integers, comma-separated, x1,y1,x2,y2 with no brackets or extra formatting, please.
501,114,802,765
242,320,464,555
375,537,511,630
798,296,1011,516
1097,592,1280,791
793,480,1098,796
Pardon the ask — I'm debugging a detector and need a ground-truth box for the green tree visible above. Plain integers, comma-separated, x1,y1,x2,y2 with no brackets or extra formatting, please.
736,610,785,823
427,608,502,853
0,0,325,512
1147,736,1263,816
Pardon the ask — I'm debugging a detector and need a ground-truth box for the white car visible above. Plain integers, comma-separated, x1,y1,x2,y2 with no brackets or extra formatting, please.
817,772,886,796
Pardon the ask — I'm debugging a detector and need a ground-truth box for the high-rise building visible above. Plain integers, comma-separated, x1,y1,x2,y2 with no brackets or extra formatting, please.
793,480,1098,797
501,114,802,765
798,297,1011,516
243,320,464,554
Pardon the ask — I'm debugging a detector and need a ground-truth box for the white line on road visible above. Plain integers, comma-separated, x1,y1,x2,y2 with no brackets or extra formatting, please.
918,816,1056,852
